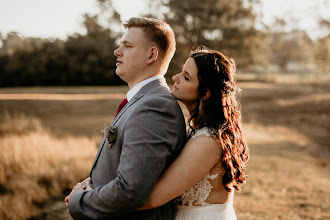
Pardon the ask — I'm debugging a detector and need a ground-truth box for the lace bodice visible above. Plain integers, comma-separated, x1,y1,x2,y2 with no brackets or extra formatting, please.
189,127,218,141
178,173,218,206
176,127,221,206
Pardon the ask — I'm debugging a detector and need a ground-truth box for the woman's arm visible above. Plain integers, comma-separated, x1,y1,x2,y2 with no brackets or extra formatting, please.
139,135,221,210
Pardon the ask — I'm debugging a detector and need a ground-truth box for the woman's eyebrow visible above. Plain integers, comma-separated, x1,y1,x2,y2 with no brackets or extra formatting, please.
184,70,192,79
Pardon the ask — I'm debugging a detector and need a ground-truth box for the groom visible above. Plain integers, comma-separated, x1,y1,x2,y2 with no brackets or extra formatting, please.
65,17,187,219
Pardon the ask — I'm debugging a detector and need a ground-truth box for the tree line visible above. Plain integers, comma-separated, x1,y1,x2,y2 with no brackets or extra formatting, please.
0,12,124,87
0,0,329,87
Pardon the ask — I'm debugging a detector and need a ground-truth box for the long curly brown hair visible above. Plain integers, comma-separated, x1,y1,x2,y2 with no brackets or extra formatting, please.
188,47,249,192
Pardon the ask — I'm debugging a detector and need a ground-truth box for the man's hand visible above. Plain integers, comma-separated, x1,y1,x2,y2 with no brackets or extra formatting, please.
65,177,92,213
65,183,84,214
65,177,93,214
80,177,91,189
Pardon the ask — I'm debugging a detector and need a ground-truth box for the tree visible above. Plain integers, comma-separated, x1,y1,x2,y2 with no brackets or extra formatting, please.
144,0,269,74
93,0,123,39
0,0,124,87
0,32,48,56
314,18,330,73
63,13,123,85
314,36,330,73
269,18,314,73
319,18,330,34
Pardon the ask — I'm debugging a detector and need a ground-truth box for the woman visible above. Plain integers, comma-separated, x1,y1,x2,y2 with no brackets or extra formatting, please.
139,47,249,219
80,47,249,219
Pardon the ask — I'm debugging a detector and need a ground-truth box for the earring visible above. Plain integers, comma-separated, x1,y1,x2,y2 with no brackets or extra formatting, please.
198,99,203,111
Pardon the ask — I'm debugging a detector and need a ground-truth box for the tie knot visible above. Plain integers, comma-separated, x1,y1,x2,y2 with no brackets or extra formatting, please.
115,98,128,116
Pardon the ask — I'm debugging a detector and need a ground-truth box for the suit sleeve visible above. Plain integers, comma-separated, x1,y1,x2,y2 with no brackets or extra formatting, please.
69,96,184,219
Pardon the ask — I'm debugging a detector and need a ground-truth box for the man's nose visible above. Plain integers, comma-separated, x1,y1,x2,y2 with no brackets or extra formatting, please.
114,47,121,57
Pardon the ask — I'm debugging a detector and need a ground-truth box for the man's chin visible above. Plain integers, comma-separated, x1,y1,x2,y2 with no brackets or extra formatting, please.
115,71,127,83
115,70,123,77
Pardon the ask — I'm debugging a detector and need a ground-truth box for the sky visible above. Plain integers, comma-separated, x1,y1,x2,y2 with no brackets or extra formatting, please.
0,0,329,40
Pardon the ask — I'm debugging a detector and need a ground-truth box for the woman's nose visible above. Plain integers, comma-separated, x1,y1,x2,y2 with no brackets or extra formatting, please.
172,74,179,82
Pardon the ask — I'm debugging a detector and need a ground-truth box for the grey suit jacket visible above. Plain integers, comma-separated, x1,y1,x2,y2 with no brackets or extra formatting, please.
69,78,187,219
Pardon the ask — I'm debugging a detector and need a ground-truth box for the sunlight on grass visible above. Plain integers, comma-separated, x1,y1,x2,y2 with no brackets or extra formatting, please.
0,82,329,219
0,112,97,219
235,124,330,220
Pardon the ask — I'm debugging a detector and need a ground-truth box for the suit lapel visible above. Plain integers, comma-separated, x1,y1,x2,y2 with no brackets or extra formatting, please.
111,93,143,126
91,79,169,171
111,78,169,126
90,137,106,171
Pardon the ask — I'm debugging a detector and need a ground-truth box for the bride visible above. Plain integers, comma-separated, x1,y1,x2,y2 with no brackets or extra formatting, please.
139,47,249,219
80,47,249,219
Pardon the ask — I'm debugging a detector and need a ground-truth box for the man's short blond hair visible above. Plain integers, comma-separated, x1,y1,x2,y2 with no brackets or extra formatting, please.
124,17,176,63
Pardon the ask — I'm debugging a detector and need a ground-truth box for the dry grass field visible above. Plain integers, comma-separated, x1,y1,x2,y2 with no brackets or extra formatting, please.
0,80,329,219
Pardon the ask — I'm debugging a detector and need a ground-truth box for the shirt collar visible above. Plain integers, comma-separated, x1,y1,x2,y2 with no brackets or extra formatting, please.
126,75,164,101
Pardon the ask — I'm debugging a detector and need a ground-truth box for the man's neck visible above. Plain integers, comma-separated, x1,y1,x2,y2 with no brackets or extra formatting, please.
126,75,164,101
128,73,163,89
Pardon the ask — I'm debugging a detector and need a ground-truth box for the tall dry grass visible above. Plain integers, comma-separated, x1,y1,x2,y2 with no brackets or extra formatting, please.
0,82,329,219
0,112,97,220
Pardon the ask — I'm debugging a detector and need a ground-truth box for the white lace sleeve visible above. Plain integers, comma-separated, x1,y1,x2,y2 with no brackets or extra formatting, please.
190,127,220,142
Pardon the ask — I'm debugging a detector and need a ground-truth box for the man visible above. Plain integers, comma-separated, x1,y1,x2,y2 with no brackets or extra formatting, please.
65,17,187,219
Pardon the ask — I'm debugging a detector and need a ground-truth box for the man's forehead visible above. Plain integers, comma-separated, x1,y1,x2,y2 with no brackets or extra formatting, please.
121,27,144,42
120,33,132,44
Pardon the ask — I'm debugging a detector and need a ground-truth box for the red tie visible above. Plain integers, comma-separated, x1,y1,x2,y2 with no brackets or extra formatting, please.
115,98,128,116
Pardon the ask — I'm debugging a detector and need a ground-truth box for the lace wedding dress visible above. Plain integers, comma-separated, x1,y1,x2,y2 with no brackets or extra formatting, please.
175,127,237,220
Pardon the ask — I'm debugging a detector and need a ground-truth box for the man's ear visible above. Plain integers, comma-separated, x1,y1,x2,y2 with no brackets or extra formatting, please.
146,47,158,64
202,89,211,100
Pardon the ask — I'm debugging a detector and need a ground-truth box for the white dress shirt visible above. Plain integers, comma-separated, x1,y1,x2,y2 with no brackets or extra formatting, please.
126,75,165,101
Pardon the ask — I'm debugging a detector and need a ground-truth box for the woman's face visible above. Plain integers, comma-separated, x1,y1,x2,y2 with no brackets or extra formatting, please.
171,57,199,110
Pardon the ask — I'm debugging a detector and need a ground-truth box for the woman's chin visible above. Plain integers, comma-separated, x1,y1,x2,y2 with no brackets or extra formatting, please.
171,90,178,98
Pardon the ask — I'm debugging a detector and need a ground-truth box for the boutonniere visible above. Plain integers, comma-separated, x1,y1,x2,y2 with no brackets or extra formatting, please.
101,123,118,147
